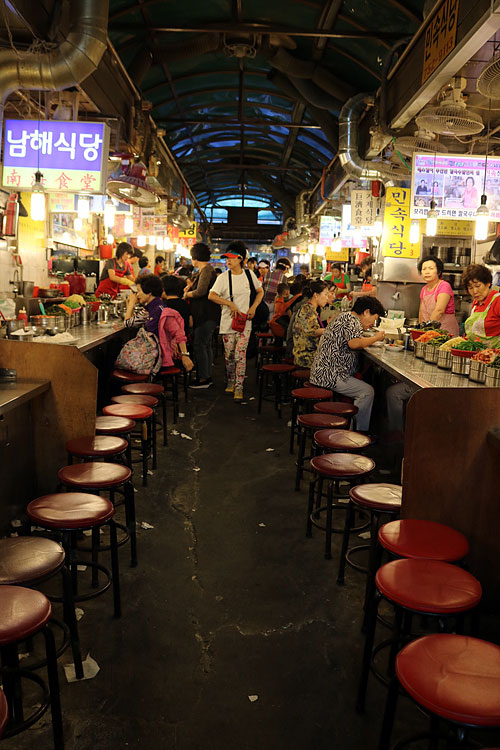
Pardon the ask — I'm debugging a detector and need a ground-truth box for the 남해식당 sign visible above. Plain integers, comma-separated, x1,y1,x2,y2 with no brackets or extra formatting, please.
2,119,110,194
422,0,459,84
382,187,420,259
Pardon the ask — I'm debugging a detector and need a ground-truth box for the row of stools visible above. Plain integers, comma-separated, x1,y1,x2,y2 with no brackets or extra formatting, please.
0,365,184,747
287,379,500,749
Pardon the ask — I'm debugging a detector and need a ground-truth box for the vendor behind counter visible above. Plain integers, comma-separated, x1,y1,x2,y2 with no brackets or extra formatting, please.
96,242,136,299
462,264,500,346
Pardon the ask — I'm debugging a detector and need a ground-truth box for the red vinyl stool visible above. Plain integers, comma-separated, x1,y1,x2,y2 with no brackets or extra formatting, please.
306,453,375,560
358,560,482,715
314,428,371,454
293,368,310,383
290,387,332,454
0,688,7,739
256,332,273,342
313,400,359,428
27,493,121,619
122,382,168,446
58,463,137,568
156,366,181,422
255,345,285,380
111,395,159,469
0,586,63,748
258,363,296,417
103,403,154,485
295,413,348,491
379,634,500,750
378,519,469,562
95,415,135,436
66,435,129,470
111,369,148,384
0,537,83,680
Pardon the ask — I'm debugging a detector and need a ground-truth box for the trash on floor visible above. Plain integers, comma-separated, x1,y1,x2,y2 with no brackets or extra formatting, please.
178,412,185,418
171,429,180,436
76,565,87,572
75,608,85,621
181,433,193,440
140,521,154,530
64,652,100,683
193,467,201,472
258,523,266,527
248,695,259,702
265,448,274,452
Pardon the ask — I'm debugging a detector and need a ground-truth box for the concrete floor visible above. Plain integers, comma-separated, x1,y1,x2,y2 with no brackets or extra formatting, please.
13,361,500,749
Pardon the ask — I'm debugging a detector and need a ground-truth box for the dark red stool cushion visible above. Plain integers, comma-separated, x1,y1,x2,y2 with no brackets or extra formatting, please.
314,428,371,451
28,492,114,529
379,519,469,562
103,403,153,420
111,394,159,407
95,415,136,434
350,483,402,512
0,688,8,739
261,364,296,373
122,383,164,396
376,559,482,614
259,345,284,353
58,462,132,489
256,332,273,338
292,386,332,400
396,634,500,726
159,366,181,375
310,452,375,478
0,537,65,584
313,401,359,417
0,586,51,645
293,369,311,380
112,369,148,383
298,413,348,430
66,435,128,457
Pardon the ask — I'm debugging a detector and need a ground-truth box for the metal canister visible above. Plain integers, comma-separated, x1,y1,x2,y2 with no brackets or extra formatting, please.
414,341,425,359
451,354,471,376
485,367,500,386
469,359,487,383
424,344,439,363
436,349,452,369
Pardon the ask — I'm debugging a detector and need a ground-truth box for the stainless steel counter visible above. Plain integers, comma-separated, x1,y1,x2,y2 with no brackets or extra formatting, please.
0,379,50,415
363,347,484,389
67,322,126,353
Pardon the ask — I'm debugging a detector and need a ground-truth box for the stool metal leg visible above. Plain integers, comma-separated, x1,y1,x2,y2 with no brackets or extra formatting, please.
172,376,179,423
162,394,168,446
306,475,316,537
1,644,23,723
290,399,297,454
151,413,157,470
124,481,137,567
325,481,333,559
295,427,307,491
356,591,382,713
275,374,282,418
42,625,65,750
108,519,121,618
337,499,354,584
141,419,148,487
377,673,399,750
91,526,100,588
257,370,264,414
60,565,83,680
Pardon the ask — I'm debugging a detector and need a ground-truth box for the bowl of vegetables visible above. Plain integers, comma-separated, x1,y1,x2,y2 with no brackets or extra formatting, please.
485,356,500,386
450,340,486,358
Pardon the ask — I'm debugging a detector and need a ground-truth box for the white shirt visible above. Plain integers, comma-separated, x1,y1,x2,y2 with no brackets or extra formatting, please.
211,269,262,334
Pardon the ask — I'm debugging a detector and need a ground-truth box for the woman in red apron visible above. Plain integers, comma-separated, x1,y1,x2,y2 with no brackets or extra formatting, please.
417,255,459,336
96,242,136,299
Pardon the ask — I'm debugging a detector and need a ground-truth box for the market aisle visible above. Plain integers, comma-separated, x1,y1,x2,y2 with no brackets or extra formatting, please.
18,362,416,750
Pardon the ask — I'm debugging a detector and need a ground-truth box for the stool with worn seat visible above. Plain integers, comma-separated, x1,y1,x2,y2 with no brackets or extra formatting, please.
27,493,121,619
111,368,148,384
102,403,154,486
111,394,159,469
358,559,482,715
66,435,130,469
290,387,332,454
306,452,375,560
314,428,371,454
58,463,137,568
313,400,359,428
0,585,63,748
156,365,181,423
378,633,500,750
121,382,167,446
258,363,296,417
295,413,348,491
0,536,83,680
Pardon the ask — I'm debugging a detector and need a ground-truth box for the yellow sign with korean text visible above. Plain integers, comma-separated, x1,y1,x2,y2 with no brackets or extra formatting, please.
325,246,349,262
177,221,197,239
422,0,459,84
418,218,474,237
382,187,420,259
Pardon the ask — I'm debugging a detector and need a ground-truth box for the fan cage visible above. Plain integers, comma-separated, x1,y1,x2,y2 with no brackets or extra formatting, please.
416,105,484,136
477,57,500,98
394,136,448,156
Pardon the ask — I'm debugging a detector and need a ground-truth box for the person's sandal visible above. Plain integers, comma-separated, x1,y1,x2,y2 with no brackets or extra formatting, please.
233,388,244,401
225,383,235,393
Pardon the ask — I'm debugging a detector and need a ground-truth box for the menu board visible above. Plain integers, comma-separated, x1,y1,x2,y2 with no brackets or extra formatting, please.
411,152,500,221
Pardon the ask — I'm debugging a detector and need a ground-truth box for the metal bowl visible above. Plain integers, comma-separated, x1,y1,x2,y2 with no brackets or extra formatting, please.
436,349,452,369
485,367,500,387
451,354,471,376
424,344,439,363
469,359,487,383
414,341,425,358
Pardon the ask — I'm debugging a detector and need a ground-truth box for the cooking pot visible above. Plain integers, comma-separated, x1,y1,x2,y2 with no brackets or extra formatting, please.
485,367,500,386
414,341,425,358
38,288,60,298
469,359,487,383
437,349,452,369
424,344,439,363
434,246,450,262
20,281,34,297
451,354,471,376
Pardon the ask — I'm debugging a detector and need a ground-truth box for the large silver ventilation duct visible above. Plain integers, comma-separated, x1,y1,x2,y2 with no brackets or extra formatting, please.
338,93,404,185
0,0,109,132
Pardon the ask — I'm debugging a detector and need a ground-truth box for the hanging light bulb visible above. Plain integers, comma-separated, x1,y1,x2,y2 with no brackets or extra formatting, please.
30,171,46,222
299,254,304,264
426,200,438,237
308,242,316,254
74,217,83,231
103,198,115,229
304,253,311,263
148,235,157,247
409,219,420,245
124,215,134,235
293,255,299,263
106,232,114,244
156,236,164,250
77,195,90,220
137,235,146,247
164,237,172,249
475,194,489,241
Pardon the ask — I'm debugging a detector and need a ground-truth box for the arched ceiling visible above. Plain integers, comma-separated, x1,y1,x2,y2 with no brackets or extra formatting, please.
107,1,426,216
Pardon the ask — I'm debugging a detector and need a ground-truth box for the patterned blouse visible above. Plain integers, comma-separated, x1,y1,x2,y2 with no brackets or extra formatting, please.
292,301,322,367
310,312,364,388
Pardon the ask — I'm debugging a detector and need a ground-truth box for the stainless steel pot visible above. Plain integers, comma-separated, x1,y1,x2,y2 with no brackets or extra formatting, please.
435,246,450,262
469,359,487,383
451,354,471,376
414,341,425,358
437,349,452,369
485,367,500,386
6,318,23,337
449,248,462,264
20,281,34,297
424,344,439,363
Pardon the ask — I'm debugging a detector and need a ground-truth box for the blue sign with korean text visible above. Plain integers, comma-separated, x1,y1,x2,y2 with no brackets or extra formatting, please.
2,119,109,193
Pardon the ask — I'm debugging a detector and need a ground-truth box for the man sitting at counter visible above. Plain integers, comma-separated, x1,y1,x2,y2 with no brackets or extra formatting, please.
463,264,500,346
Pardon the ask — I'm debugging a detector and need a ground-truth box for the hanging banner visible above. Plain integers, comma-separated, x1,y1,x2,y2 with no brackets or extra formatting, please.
422,0,459,84
350,189,376,228
319,215,341,246
2,119,109,193
382,187,420,259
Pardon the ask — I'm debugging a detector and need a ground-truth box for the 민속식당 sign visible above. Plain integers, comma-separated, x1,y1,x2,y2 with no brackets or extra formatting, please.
382,187,420,259
421,0,459,84
2,119,110,194
410,152,500,221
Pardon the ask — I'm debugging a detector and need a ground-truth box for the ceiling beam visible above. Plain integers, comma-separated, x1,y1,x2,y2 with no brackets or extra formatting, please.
178,163,322,171
161,118,321,128
151,85,295,110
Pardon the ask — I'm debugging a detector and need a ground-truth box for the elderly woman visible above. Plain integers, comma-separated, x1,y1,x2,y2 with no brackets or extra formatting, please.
292,280,330,367
417,254,459,335
463,264,500,346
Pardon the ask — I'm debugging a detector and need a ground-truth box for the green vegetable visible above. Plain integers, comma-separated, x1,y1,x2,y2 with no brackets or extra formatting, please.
427,335,450,347
452,339,486,352
489,356,500,369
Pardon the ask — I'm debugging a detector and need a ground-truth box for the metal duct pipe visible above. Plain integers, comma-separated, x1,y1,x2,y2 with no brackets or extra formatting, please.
295,189,309,228
267,47,355,101
155,33,220,64
0,0,109,134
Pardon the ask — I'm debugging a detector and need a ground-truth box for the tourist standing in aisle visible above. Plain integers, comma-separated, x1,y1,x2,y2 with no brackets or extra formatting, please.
262,256,291,316
208,242,263,401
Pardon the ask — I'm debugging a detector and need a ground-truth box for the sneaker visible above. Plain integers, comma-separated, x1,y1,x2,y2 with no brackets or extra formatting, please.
189,379,212,390
225,383,235,393
234,388,244,401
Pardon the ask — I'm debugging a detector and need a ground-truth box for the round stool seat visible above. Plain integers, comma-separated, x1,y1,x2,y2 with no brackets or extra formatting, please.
293,368,310,380
314,428,371,452
0,537,65,584
28,492,114,530
292,386,332,400
313,401,359,417
66,435,128,457
298,413,348,430
95,415,135,434
257,332,273,339
396,634,500,726
58,462,132,489
159,366,181,375
261,363,296,374
111,369,148,383
122,383,164,396
0,586,51,645
103,403,153,420
0,688,8,738
111,394,159,407
259,345,284,353
310,452,375,478
350,483,402,512
376,559,482,614
379,519,469,562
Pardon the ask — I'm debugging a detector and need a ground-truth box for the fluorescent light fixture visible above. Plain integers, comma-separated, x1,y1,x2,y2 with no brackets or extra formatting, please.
148,235,157,247
299,254,304,263
426,200,438,237
475,195,489,241
30,171,45,222
293,255,299,263
74,217,83,231
124,215,134,235
77,195,90,220
164,237,172,249
106,232,114,244
304,253,310,263
137,235,146,247
409,219,420,244
103,198,115,229
156,236,164,250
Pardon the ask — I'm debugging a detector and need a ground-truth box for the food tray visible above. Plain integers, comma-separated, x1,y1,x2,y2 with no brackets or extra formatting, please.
450,349,475,359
